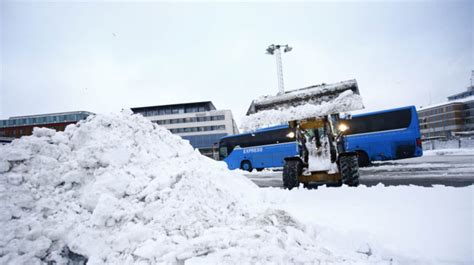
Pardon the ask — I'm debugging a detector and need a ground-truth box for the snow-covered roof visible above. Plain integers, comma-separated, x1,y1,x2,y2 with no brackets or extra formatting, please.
417,95,474,111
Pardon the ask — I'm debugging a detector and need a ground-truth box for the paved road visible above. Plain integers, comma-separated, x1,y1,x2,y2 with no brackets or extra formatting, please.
245,154,474,188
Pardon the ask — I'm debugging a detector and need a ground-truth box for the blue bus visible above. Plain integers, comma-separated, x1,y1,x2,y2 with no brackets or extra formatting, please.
218,125,298,171
344,105,423,166
219,106,422,170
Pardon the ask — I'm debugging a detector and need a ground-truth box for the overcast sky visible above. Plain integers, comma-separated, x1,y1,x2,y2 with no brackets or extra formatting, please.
1,0,473,126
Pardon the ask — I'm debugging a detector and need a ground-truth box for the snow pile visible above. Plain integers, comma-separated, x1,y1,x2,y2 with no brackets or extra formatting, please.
0,111,390,264
250,79,359,109
241,90,364,132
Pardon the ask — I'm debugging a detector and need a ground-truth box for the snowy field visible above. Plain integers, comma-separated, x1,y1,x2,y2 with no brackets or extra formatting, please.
362,153,474,187
0,112,472,264
262,185,473,264
423,148,474,156
244,151,474,264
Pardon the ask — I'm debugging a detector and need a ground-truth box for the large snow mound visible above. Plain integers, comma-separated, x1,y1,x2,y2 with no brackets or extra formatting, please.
241,90,364,132
1,111,390,264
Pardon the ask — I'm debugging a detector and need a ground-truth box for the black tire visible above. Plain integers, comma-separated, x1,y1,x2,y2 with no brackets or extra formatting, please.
339,155,360,187
357,151,370,167
240,160,253,172
283,159,302,190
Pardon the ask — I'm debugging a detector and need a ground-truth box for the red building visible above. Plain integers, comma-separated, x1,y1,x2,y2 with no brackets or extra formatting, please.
0,111,93,139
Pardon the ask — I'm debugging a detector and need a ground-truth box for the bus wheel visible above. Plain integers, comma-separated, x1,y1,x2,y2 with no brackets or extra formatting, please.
283,159,302,190
240,160,253,172
357,151,370,167
340,155,360,187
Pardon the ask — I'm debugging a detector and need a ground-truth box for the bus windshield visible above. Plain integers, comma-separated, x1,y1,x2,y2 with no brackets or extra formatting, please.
219,146,228,159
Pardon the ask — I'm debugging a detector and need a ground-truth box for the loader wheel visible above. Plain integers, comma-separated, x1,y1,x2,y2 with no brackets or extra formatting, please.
240,160,253,172
340,155,360,187
283,159,302,190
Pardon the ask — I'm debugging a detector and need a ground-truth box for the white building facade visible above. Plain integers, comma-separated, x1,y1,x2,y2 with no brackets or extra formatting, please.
131,101,239,158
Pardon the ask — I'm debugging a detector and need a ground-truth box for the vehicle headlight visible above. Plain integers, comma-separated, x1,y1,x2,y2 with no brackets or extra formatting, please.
338,123,349,132
286,132,295,138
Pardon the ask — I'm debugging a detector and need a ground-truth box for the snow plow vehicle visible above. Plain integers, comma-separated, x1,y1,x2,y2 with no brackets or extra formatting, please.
245,79,363,189
282,115,360,189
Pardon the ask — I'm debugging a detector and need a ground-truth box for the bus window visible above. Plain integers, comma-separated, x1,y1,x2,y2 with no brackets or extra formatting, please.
346,108,412,135
344,106,422,166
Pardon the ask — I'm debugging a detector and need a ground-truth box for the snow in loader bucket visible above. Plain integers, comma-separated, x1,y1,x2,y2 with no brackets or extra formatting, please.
241,79,364,132
246,79,361,115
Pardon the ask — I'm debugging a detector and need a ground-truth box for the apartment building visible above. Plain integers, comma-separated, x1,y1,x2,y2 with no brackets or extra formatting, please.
418,86,474,139
131,101,239,158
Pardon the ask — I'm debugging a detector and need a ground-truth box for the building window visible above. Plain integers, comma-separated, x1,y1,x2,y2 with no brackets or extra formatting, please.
168,124,226,134
211,115,225,121
154,115,226,125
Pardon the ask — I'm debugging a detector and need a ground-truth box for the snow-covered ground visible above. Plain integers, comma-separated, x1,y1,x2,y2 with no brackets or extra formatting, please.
263,185,473,264
423,148,474,156
247,151,474,187
0,112,472,264
246,156,474,264
361,153,474,188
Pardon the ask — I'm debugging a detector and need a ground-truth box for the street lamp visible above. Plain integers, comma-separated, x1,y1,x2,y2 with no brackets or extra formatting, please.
266,44,292,95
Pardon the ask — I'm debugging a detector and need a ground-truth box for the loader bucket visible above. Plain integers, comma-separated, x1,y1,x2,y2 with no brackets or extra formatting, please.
246,79,360,115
